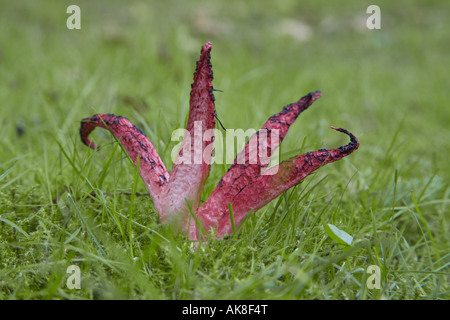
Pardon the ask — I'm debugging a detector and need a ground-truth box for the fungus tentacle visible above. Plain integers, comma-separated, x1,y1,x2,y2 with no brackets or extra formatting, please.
79,114,169,210
159,42,216,230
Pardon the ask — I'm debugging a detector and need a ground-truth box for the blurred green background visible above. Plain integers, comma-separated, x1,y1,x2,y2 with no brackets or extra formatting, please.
0,0,448,299
1,0,449,178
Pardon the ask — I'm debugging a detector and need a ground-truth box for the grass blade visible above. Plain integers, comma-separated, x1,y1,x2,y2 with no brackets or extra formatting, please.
127,156,141,258
65,192,106,257
411,192,440,259
97,140,120,190
322,221,353,246
0,216,30,239
228,202,236,233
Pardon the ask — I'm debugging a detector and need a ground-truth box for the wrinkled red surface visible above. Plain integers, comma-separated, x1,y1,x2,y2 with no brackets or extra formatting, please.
80,114,169,212
160,42,216,230
79,42,359,242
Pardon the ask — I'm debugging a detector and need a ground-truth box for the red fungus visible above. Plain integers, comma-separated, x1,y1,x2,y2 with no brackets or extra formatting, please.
79,42,359,242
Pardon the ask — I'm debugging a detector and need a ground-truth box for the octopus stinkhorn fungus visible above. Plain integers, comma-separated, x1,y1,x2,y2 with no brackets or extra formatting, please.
79,42,359,241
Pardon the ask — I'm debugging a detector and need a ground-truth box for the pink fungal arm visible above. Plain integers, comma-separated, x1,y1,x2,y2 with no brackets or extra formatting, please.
159,42,216,230
79,114,169,211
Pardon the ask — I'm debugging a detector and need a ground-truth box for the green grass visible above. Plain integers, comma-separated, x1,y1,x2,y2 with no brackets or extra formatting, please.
0,0,448,299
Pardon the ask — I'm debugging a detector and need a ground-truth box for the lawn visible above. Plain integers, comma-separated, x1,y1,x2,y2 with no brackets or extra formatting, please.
0,0,448,300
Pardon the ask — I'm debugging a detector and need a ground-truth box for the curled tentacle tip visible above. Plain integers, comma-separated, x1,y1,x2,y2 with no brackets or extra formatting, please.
82,139,99,150
329,126,359,150
329,125,340,131
308,90,322,100
329,126,352,135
